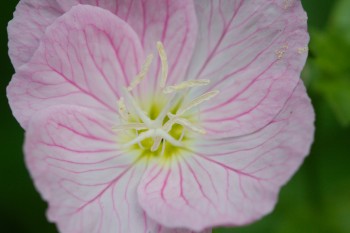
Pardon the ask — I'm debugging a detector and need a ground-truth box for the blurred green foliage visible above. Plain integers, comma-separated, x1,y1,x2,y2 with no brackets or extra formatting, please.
0,0,350,233
306,0,350,126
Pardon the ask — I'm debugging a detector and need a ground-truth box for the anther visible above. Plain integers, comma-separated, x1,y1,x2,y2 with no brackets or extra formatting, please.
128,54,154,91
163,79,210,94
157,41,168,88
115,42,220,156
176,90,220,116
117,97,129,121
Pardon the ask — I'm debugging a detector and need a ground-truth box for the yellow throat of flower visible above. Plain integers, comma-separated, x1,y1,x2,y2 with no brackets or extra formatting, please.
114,42,219,162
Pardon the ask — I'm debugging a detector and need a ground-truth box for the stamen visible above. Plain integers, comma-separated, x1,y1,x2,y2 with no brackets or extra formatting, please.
113,123,147,131
122,87,153,126
160,140,166,157
157,41,168,88
173,117,206,134
163,79,210,94
167,113,205,134
117,97,129,121
162,115,177,132
153,92,179,126
127,54,154,91
116,42,220,157
151,114,205,151
178,128,185,141
150,115,177,151
157,129,183,147
135,130,145,149
122,129,155,148
176,90,220,116
151,115,178,152
151,137,162,152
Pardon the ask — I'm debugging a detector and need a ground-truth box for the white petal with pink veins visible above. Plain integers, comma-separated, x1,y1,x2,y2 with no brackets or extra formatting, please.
9,0,198,88
7,5,145,129
25,105,138,232
138,82,315,231
25,105,211,233
58,0,198,89
8,0,64,69
186,0,309,137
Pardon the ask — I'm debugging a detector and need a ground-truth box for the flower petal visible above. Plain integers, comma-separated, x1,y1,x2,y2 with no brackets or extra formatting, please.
25,105,210,233
187,0,309,137
7,5,145,129
8,0,64,69
160,228,211,233
138,81,314,231
58,0,198,90
25,105,137,232
9,0,198,87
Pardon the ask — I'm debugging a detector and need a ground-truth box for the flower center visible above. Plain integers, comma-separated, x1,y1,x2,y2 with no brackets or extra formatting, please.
114,42,219,161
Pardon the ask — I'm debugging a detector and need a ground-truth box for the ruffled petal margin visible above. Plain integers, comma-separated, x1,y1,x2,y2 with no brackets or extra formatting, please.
58,0,198,89
186,0,309,138
7,5,145,129
9,0,198,87
25,105,211,233
8,0,64,69
138,81,314,231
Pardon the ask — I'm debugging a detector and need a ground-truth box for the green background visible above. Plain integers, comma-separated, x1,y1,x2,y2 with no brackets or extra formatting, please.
1,1,350,232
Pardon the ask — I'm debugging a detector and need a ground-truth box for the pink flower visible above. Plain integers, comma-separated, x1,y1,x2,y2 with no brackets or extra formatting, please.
7,1,314,233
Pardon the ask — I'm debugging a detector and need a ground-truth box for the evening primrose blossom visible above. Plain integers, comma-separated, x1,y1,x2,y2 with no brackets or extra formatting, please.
7,1,314,233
